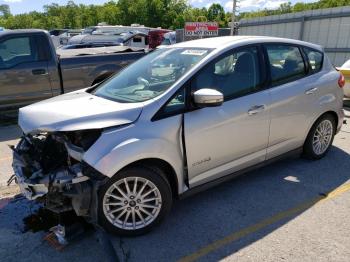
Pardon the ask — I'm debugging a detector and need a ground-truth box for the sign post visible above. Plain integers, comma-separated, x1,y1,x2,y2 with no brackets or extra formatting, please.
184,22,219,38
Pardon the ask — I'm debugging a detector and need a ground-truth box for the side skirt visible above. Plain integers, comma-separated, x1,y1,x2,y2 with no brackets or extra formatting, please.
179,147,303,200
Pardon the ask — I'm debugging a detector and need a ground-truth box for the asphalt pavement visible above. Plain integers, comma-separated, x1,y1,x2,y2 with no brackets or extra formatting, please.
0,111,350,262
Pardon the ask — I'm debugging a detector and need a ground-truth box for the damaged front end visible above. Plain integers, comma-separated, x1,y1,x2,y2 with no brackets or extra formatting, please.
12,130,106,220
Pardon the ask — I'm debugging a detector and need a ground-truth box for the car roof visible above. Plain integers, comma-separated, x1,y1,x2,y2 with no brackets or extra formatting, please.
0,29,48,37
171,35,323,52
0,29,46,34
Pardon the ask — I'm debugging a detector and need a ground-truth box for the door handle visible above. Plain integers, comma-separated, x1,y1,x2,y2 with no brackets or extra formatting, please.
32,69,47,75
305,87,318,95
248,105,266,116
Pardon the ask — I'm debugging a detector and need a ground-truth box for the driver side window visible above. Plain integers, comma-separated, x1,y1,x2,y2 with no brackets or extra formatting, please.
0,36,38,69
192,46,261,101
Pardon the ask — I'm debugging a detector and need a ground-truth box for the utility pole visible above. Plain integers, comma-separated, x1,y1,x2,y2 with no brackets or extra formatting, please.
230,0,237,36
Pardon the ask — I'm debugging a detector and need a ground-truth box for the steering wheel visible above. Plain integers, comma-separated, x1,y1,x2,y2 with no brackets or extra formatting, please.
137,77,150,89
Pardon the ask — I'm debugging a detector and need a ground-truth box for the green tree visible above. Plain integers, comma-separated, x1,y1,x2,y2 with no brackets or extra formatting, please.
65,1,79,28
207,3,226,26
0,4,11,18
99,1,121,25
2,0,350,30
279,2,292,14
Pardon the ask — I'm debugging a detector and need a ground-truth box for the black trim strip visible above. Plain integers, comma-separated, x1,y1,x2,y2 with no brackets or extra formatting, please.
181,113,189,188
325,48,350,53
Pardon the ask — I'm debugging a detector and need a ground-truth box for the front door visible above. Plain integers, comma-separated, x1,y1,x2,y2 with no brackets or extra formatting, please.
0,35,53,111
184,46,271,187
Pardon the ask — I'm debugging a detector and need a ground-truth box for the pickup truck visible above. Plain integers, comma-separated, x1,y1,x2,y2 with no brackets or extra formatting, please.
0,29,146,114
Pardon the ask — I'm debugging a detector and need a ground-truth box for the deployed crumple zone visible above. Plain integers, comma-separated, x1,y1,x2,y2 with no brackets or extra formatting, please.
12,130,104,219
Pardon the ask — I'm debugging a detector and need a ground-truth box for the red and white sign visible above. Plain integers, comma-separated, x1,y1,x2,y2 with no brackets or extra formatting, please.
185,22,218,37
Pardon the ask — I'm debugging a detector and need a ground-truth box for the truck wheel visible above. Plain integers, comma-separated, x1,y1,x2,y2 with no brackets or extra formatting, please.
98,166,172,236
303,114,336,160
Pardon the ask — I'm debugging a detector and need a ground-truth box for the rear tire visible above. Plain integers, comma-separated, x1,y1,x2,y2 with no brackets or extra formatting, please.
303,114,336,160
98,166,172,236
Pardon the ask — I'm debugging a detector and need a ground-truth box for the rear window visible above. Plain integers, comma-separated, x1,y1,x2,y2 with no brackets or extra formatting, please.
303,47,323,73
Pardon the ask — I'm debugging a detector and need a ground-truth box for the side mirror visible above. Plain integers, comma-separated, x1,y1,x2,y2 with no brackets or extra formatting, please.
193,88,224,107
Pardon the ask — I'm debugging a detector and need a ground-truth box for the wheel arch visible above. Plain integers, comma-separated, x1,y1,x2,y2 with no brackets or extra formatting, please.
305,110,339,143
116,158,179,199
313,111,338,130
323,111,339,128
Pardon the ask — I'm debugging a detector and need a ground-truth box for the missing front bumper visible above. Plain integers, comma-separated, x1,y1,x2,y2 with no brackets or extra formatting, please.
12,149,48,200
12,148,89,201
11,135,95,216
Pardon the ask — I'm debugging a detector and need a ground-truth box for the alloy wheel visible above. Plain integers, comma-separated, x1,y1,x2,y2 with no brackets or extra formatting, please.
312,119,333,155
102,177,162,230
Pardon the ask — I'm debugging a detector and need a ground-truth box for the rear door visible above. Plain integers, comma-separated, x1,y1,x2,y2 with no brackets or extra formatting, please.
0,34,53,111
264,44,320,159
184,46,271,187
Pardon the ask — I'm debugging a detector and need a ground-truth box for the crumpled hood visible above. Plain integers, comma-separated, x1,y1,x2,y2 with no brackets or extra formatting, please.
19,90,143,134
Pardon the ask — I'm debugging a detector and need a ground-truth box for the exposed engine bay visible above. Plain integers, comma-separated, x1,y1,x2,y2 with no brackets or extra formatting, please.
12,130,106,221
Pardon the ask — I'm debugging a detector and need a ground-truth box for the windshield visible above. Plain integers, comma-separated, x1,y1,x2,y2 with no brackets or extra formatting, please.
93,47,212,103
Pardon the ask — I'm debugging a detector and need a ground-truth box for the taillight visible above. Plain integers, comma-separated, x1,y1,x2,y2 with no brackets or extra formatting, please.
338,73,345,88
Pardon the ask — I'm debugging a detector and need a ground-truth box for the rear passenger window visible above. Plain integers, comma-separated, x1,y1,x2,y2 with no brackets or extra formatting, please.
266,45,306,86
192,46,261,101
303,47,323,73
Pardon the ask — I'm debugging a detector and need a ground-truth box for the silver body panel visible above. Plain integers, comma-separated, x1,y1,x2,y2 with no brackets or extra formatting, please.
19,36,344,196
267,56,343,159
184,90,270,186
19,89,142,133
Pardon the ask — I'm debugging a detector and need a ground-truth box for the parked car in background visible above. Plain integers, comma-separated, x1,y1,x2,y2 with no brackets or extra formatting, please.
12,36,344,236
58,29,83,45
49,29,69,36
337,60,350,98
159,31,176,46
148,29,172,49
67,29,174,50
82,24,160,36
50,29,82,48
59,42,121,50
66,32,149,49
0,29,146,114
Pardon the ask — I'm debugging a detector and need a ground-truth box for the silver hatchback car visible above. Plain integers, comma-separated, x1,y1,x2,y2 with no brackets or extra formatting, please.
13,36,344,236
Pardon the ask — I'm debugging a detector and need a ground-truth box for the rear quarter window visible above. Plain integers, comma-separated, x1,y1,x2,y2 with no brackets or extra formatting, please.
303,47,323,73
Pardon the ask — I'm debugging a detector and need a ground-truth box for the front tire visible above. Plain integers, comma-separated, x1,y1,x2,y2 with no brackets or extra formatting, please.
98,166,172,236
303,114,336,160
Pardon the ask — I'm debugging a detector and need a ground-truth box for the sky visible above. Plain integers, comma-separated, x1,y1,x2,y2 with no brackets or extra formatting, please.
0,0,318,15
